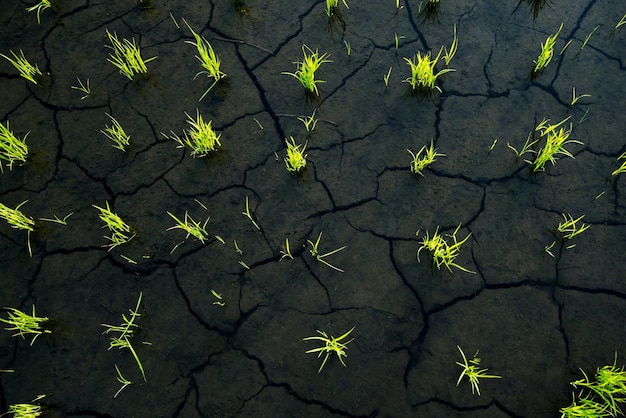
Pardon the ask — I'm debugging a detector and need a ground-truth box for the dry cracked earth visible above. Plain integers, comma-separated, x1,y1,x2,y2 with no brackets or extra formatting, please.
1,0,626,417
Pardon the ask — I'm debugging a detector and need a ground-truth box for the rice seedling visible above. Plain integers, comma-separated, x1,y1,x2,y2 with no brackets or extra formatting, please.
611,152,626,176
344,40,351,57
531,116,582,172
114,365,133,398
580,25,600,50
417,224,474,273
570,87,591,107
403,48,455,94
487,139,498,156
0,120,29,172
557,213,590,240
211,290,225,306
560,392,609,418
26,0,53,24
407,139,445,177
167,210,210,244
0,50,42,85
101,293,147,382
303,327,354,373
164,110,222,157
105,29,157,80
183,20,227,101
507,132,538,160
93,201,135,251
0,306,50,345
571,354,626,417
544,240,556,258
616,14,626,30
0,200,35,256
234,240,243,254
39,211,73,225
284,136,308,173
383,66,392,87
100,114,131,152
443,24,458,67
395,33,405,51
6,395,46,418
283,45,331,96
326,0,349,17
456,346,501,396
241,196,261,231
71,77,91,100
298,109,318,132
279,237,294,261
533,23,563,75
307,231,347,272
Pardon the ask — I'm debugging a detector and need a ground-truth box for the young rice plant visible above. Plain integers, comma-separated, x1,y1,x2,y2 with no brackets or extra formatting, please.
403,48,454,93
283,45,331,96
26,0,53,24
0,306,50,345
303,327,354,373
105,29,157,80
101,113,131,151
0,200,35,256
284,136,308,173
0,49,42,84
456,346,501,396
407,139,445,176
531,116,582,172
0,120,29,171
183,20,227,101
164,110,222,157
417,224,474,273
533,23,563,75
93,201,135,251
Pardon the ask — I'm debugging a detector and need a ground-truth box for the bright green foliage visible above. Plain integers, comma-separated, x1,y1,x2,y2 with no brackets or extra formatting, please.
611,152,626,176
533,23,563,74
571,356,626,417
0,120,29,171
283,45,332,96
0,49,42,84
101,113,131,151
93,201,135,251
557,213,590,240
307,231,347,272
284,136,307,173
560,393,610,418
184,20,227,101
25,0,52,24
0,306,50,346
168,110,222,157
407,139,445,176
303,327,354,373
326,0,349,17
105,29,157,80
456,346,501,396
417,224,474,273
7,396,45,418
0,200,35,256
531,116,582,172
443,24,458,67
298,109,318,132
403,48,455,93
167,210,210,244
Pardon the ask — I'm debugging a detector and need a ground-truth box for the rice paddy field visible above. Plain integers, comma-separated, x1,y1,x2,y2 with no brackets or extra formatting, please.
1,0,626,416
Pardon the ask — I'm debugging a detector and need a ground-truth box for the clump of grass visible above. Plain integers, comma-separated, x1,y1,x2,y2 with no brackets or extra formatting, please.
164,110,222,157
417,224,474,273
0,306,50,345
407,139,445,176
403,48,455,94
0,50,42,85
26,0,53,24
71,77,91,100
283,45,331,96
303,327,354,373
0,200,35,256
533,23,563,75
569,354,626,417
557,213,590,241
6,395,46,418
101,113,131,152
105,29,157,80
183,20,227,101
560,392,609,418
456,346,501,396
93,201,135,251
0,120,29,172
167,210,210,244
284,136,308,173
531,116,582,172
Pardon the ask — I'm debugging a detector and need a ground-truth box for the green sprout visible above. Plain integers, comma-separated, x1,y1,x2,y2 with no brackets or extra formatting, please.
570,87,591,107
71,77,91,100
407,139,445,177
533,23,563,75
105,29,157,80
417,224,474,273
39,212,73,225
326,0,349,17
284,136,308,173
616,14,626,30
0,201,35,257
167,210,210,244
456,345,502,396
0,306,50,346
383,66,392,87
303,327,354,373
93,201,135,251
611,152,626,177
183,20,227,101
298,109,318,132
0,120,29,172
241,196,261,231
165,110,222,157
403,48,455,94
114,365,133,398
443,24,458,67
283,45,332,96
507,132,538,160
101,293,147,382
581,25,600,50
279,237,294,261
307,231,347,272
100,113,131,152
0,50,42,85
26,0,53,24
211,290,225,307
560,392,609,418
571,354,626,417
557,213,590,241
531,116,582,172
6,395,46,418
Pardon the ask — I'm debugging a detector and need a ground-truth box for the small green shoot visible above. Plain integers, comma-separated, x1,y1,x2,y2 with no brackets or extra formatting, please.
443,24,458,66
241,196,261,231
165,110,222,157
105,29,157,80
280,237,294,261
71,77,91,100
344,40,351,56
557,213,590,240
326,0,349,17
26,0,53,24
407,139,445,177
570,87,591,107
611,152,626,176
532,116,582,172
0,120,29,172
417,224,474,273
307,231,347,273
616,14,626,30
394,33,405,51
167,210,210,244
487,138,498,156
284,136,308,173
298,109,318,132
533,23,563,75
383,66,392,87
0,306,50,345
93,201,135,251
507,132,538,160
0,49,42,85
403,48,455,93
456,346,501,396
234,240,243,255
39,212,73,225
101,113,131,152
581,25,600,50
211,290,225,306
283,45,331,96
114,365,133,398
303,327,354,373
0,200,35,256
183,20,227,101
